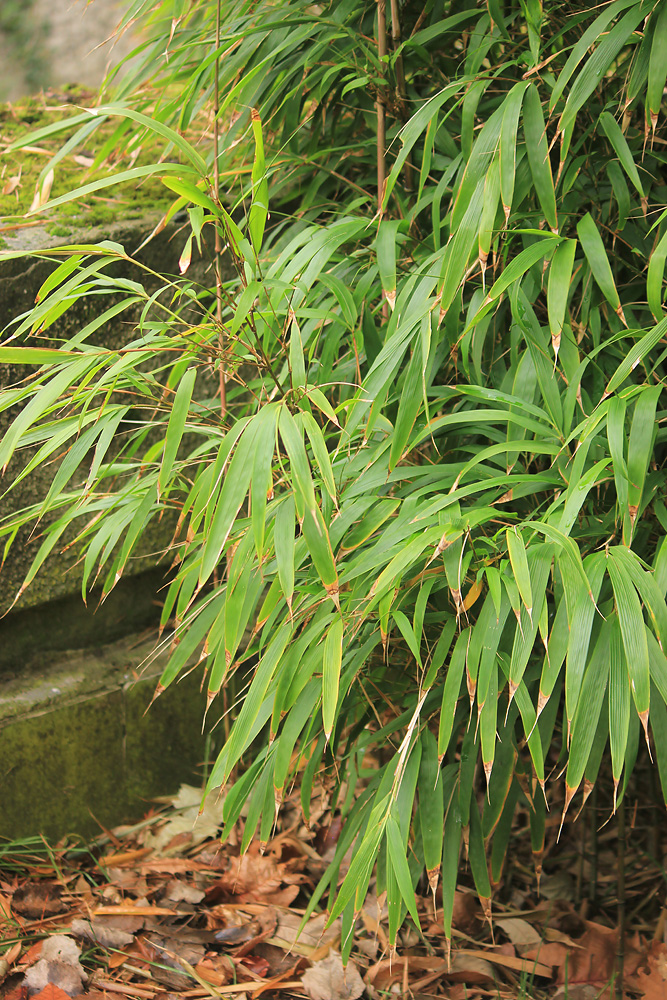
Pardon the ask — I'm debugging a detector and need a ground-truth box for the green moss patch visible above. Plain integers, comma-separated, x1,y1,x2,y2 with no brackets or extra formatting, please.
0,87,195,240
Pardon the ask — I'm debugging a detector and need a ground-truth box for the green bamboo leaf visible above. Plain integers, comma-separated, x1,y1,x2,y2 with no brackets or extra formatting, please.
608,613,630,807
499,81,529,222
386,814,422,932
547,239,577,360
322,616,344,742
549,0,638,111
249,108,269,253
468,797,492,907
438,629,468,759
565,622,610,804
468,237,560,329
418,731,444,899
207,621,294,791
199,421,260,586
274,496,296,611
0,355,94,473
279,405,317,518
648,229,667,322
479,660,498,788
648,0,667,120
376,220,401,311
506,527,533,619
158,367,196,497
598,112,644,197
607,394,629,519
441,792,462,943
523,83,558,231
604,317,667,396
557,3,651,140
301,411,336,503
607,554,650,727
301,504,339,606
626,384,662,537
576,213,623,320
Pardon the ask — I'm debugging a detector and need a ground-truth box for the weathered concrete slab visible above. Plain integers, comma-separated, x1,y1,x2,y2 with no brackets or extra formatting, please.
0,628,216,841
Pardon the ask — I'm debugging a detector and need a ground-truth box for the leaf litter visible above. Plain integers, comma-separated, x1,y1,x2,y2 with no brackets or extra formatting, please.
2,782,667,1000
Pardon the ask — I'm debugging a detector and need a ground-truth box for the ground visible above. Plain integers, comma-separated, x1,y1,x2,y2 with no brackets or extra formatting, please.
2,778,667,1000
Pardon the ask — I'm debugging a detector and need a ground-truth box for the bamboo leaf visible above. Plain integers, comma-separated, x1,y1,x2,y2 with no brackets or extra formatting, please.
322,616,344,741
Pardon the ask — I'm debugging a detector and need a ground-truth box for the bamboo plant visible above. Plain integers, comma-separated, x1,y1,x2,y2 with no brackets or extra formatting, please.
2,0,667,954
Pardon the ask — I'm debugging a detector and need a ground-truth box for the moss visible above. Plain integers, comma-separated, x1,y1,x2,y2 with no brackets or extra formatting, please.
0,91,193,233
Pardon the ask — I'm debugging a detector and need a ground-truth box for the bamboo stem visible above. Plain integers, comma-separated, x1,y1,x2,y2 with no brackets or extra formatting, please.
389,0,406,108
376,0,387,215
616,797,625,1000
213,0,226,419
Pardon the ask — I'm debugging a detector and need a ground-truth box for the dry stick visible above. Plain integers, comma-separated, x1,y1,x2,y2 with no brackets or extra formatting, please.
213,0,226,419
616,797,626,1000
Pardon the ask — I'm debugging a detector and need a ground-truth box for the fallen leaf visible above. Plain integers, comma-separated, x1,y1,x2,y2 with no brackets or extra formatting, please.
162,879,205,905
3,173,21,196
12,883,65,919
70,919,134,949
628,940,667,1000
301,952,364,1000
496,916,542,949
367,956,448,993
27,985,72,1000
447,952,496,984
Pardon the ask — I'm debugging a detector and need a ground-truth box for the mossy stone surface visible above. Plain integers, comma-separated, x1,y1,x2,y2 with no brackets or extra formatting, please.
0,631,215,842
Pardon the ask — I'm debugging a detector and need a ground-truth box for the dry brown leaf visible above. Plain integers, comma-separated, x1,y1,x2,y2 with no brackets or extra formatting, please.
3,174,21,196
628,940,667,1000
162,879,205,905
447,951,495,984
451,891,481,934
367,956,448,993
28,985,72,1000
496,916,542,949
23,936,87,998
70,919,134,950
301,952,364,1000
12,883,65,919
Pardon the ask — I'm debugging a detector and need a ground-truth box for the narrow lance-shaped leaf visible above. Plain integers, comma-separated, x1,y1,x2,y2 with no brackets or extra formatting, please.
547,239,576,364
607,552,650,741
249,108,269,253
648,1,667,126
499,81,529,224
523,83,558,231
418,731,444,901
158,366,196,497
506,527,533,619
376,220,401,311
274,496,296,612
576,212,625,324
608,614,630,810
598,111,644,197
647,228,667,322
322,616,344,743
